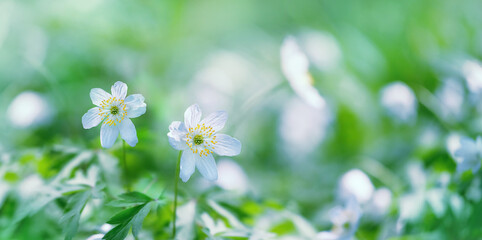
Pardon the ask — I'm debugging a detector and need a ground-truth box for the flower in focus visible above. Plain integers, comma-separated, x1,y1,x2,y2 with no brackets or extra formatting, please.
281,36,325,109
81,81,146,148
167,104,242,182
316,198,362,240
454,136,482,174
380,81,417,122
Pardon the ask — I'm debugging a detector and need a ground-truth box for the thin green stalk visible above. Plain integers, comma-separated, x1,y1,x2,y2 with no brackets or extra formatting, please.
172,151,182,239
122,140,130,191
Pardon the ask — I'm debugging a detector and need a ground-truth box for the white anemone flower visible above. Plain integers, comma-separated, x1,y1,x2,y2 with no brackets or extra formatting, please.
167,104,242,182
82,81,146,148
281,36,325,109
454,136,482,174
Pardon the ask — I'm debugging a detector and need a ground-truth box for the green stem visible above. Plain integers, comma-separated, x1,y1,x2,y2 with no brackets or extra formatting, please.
122,141,130,191
172,151,182,239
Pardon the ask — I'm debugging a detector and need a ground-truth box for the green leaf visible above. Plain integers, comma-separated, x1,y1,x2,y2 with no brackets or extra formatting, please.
107,191,153,208
61,190,92,240
103,202,155,240
106,204,146,225
131,202,154,237
119,192,152,203
102,223,131,240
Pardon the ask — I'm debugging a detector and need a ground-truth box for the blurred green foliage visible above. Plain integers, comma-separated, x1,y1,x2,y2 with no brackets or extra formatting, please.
1,0,482,239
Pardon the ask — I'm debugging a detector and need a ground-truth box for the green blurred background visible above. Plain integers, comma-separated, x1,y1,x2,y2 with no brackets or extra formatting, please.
1,0,482,239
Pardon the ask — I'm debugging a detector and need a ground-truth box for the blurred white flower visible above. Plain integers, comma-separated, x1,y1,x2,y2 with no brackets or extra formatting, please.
216,158,249,193
201,212,228,236
82,81,146,148
0,181,9,208
100,223,113,233
317,198,362,240
380,81,417,122
281,36,325,109
462,60,482,94
446,133,462,159
191,51,273,113
86,234,104,240
453,136,482,174
176,200,197,240
398,163,450,223
279,97,331,156
18,174,45,199
338,169,375,204
467,177,482,202
7,91,54,128
370,188,392,216
168,104,242,182
299,31,342,71
399,192,425,221
435,79,464,120
315,231,340,240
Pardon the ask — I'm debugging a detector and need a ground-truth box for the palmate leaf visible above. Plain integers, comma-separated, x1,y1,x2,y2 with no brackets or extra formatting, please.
103,191,160,240
60,190,92,240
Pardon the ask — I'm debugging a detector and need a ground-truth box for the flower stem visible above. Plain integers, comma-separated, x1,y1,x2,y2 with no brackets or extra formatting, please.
122,140,130,191
172,150,182,239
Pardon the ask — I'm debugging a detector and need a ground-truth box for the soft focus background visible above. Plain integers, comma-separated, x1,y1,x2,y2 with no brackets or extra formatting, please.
1,0,482,239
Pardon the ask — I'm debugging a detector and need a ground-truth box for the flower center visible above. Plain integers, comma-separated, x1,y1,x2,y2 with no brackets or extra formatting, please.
185,123,218,157
98,96,127,126
193,134,204,145
110,106,119,115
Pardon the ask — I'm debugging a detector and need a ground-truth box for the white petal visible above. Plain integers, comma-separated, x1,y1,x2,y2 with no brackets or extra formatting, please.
119,118,138,147
168,121,188,150
111,81,128,99
184,104,202,129
180,150,196,182
82,107,103,129
125,94,147,118
195,153,218,181
200,111,228,132
90,88,112,106
100,124,119,148
213,134,241,156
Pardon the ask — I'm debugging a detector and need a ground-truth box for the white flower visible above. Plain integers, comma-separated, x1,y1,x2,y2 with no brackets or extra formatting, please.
454,136,482,174
380,81,417,122
82,81,146,148
167,104,242,182
281,36,325,109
